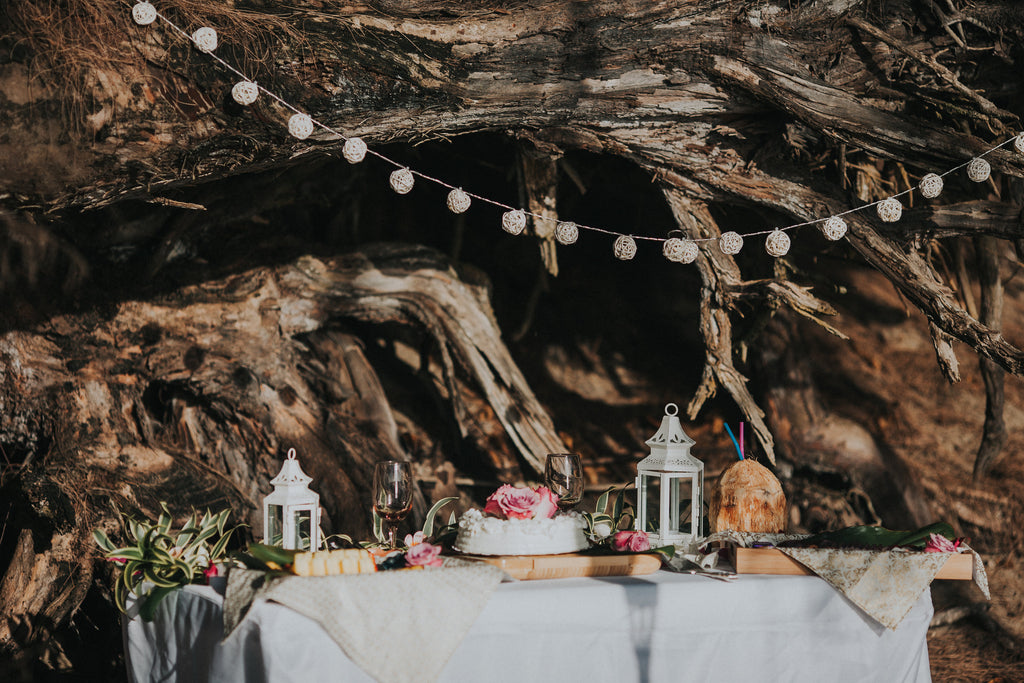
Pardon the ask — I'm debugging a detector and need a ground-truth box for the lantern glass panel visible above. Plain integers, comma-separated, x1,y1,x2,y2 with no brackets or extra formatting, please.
267,504,284,545
639,474,659,533
672,477,695,536
295,509,313,551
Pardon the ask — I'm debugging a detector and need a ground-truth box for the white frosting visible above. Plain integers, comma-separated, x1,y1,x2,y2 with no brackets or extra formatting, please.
454,508,590,556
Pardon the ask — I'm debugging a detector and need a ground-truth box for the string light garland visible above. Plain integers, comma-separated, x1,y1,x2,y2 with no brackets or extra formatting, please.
129,2,1024,263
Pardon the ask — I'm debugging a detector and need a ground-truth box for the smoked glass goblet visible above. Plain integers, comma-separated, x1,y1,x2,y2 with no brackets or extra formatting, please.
545,453,584,510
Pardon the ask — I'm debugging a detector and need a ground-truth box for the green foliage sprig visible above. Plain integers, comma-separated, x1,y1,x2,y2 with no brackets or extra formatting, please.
93,503,240,621
581,486,635,542
369,496,459,548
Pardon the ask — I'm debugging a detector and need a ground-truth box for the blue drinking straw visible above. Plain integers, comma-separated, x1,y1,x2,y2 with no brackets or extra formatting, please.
724,423,744,460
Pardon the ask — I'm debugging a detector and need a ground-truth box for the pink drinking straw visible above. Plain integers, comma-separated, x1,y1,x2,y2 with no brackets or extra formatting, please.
739,422,745,460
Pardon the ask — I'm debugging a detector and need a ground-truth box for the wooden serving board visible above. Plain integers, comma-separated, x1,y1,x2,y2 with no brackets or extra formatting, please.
460,552,662,581
733,547,974,580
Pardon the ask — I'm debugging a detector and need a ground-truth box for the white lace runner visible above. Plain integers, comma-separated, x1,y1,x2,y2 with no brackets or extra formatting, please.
224,559,504,683
703,530,990,630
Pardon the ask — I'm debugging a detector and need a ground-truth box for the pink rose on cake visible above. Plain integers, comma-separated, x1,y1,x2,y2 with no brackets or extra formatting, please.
483,484,560,520
612,530,651,553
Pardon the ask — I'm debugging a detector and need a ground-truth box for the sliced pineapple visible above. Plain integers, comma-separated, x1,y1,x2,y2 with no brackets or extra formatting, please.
290,548,377,576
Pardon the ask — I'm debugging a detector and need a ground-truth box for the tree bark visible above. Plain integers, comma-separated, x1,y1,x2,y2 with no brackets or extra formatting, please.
0,244,564,656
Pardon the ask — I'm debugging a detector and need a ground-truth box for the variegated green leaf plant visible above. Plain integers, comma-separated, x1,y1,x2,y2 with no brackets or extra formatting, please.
93,503,240,621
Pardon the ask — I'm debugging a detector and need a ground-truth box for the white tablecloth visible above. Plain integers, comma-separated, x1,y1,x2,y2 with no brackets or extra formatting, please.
124,571,933,683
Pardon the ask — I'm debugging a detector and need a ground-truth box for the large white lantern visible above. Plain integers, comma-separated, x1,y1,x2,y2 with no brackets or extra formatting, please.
263,448,321,551
635,403,704,550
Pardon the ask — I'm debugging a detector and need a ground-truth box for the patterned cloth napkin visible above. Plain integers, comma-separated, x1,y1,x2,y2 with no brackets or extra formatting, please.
703,531,990,630
223,559,504,683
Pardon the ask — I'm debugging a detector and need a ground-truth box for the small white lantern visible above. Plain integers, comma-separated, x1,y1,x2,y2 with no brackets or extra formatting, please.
635,403,704,550
263,448,321,551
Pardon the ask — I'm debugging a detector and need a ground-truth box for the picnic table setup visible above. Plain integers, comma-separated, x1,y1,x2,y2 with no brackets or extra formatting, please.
103,404,988,683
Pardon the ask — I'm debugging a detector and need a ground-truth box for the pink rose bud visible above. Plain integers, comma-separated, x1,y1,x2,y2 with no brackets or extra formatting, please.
613,530,651,553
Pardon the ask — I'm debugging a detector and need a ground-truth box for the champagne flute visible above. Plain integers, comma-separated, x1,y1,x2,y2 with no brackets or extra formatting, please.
545,453,584,510
373,460,414,550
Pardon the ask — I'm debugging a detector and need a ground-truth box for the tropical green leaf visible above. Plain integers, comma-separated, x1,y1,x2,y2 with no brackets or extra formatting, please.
106,546,146,562
612,488,625,527
246,543,298,567
595,486,614,516
113,575,128,613
372,509,385,544
208,526,239,561
422,497,458,539
93,528,116,553
142,565,180,588
138,585,177,622
780,522,956,550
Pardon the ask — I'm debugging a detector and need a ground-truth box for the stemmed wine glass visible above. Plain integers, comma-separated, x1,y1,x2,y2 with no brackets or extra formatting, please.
373,460,414,549
545,453,584,510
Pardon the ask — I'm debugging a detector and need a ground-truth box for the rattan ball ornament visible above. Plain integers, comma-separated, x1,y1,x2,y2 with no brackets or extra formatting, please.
765,229,791,257
719,231,744,255
231,81,259,106
918,173,943,199
877,197,902,223
1015,132,1024,155
555,221,578,245
820,216,847,241
288,113,314,140
192,27,218,53
132,2,157,25
613,235,637,260
446,188,471,214
663,237,698,264
967,157,990,183
389,168,415,194
343,137,367,164
502,210,527,235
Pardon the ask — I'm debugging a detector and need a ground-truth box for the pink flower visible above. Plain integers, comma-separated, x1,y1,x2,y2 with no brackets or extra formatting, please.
404,530,426,547
612,530,651,553
924,533,962,553
406,541,443,568
203,564,219,581
484,484,549,520
533,486,559,520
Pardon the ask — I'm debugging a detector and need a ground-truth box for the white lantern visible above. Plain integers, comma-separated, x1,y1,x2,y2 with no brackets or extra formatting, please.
719,231,743,255
502,209,527,235
263,448,321,551
555,221,578,245
967,157,990,183
231,81,259,106
447,188,471,214
765,229,790,257
820,216,847,241
191,27,218,53
613,235,637,260
635,403,704,550
343,137,367,164
132,2,157,25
